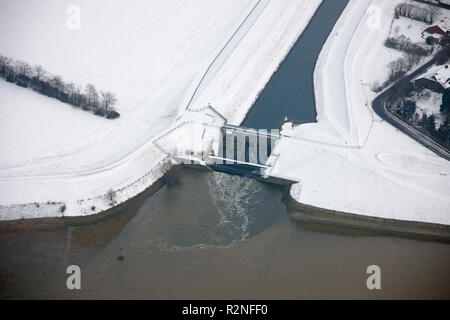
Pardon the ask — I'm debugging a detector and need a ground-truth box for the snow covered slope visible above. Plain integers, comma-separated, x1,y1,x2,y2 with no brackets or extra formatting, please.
271,0,450,225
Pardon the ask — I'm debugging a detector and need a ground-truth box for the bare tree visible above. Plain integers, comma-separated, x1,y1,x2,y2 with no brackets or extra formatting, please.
101,91,117,113
33,65,47,81
107,189,116,202
66,82,76,100
395,3,433,24
370,81,382,93
403,51,422,69
387,57,408,82
429,6,440,24
0,55,12,77
50,74,65,91
85,84,99,110
15,61,32,79
75,84,87,107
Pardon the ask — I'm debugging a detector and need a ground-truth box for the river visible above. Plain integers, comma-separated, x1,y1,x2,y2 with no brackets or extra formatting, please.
1,0,449,299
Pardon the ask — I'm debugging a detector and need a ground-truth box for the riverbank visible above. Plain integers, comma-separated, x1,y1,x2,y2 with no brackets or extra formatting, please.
3,164,448,245
286,193,450,243
0,175,166,233
2,168,449,299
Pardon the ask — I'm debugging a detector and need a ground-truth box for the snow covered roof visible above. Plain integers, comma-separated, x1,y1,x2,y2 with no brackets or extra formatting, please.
437,16,450,33
414,65,442,81
425,17,450,35
414,64,450,89
425,25,446,35
434,64,450,89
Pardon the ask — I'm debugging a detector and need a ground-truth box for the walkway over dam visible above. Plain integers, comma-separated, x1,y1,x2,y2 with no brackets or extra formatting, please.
155,106,296,185
207,124,282,179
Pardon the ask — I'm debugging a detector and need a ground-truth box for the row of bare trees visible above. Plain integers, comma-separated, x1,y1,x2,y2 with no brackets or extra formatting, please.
0,54,120,119
385,36,431,56
394,2,440,24
376,36,449,92
371,51,424,93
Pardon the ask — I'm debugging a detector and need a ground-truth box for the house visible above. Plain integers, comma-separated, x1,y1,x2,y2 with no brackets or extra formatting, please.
413,64,450,93
422,19,449,40
434,64,450,89
424,25,447,37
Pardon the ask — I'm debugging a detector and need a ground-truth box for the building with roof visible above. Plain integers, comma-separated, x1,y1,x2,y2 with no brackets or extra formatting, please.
422,16,449,40
413,64,450,92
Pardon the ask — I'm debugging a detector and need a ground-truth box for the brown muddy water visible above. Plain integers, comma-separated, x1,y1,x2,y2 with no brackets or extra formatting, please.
0,169,449,299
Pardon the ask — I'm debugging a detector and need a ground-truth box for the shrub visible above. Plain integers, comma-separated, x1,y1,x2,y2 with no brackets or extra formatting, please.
107,189,116,202
370,81,383,93
435,46,450,65
16,81,28,88
441,88,450,114
106,110,120,119
94,109,105,116
59,92,69,103
163,166,183,186
16,74,30,83
385,36,429,56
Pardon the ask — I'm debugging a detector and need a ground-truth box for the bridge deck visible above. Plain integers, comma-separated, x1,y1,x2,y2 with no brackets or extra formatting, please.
212,126,279,171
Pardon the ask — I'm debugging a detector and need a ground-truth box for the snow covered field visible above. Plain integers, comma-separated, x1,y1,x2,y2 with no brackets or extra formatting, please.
0,0,322,220
269,0,450,226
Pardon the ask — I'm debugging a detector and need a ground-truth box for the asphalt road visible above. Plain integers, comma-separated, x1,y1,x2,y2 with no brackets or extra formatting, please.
412,0,450,10
371,58,450,161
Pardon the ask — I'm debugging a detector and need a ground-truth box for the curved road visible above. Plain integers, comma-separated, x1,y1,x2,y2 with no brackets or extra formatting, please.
372,58,450,161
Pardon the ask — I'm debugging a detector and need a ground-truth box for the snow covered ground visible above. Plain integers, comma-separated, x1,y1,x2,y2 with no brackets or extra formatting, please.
412,89,444,127
0,0,322,220
390,15,428,42
269,0,450,226
1,0,448,226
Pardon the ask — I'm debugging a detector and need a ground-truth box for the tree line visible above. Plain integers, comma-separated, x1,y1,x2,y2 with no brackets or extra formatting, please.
373,33,449,92
0,54,120,119
372,51,424,92
385,36,432,57
394,2,440,24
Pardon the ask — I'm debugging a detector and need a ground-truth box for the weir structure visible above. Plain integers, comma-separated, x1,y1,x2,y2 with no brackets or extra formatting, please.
158,105,296,185
207,124,280,178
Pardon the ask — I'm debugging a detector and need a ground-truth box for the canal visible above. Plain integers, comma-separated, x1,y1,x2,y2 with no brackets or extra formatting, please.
1,0,449,299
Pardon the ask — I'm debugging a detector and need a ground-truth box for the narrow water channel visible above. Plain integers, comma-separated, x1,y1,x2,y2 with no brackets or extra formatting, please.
1,0,449,299
243,0,348,128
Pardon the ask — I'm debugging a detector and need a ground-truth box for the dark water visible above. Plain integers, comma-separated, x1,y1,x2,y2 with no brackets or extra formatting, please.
1,0,450,299
243,0,349,129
